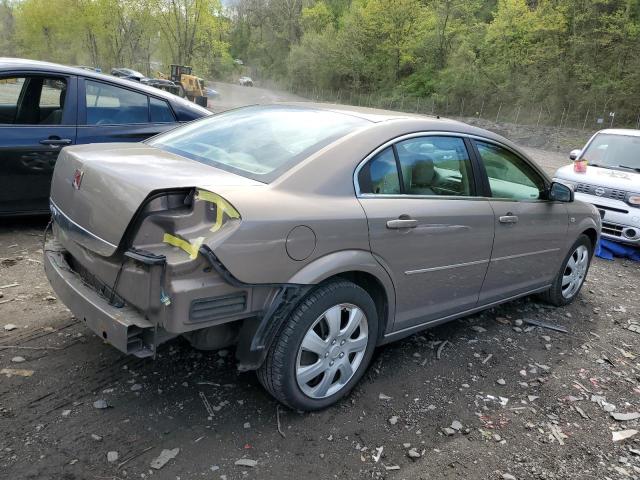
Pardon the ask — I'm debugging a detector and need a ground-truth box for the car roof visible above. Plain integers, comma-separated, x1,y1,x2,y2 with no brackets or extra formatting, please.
0,57,209,114
596,128,640,137
276,101,518,147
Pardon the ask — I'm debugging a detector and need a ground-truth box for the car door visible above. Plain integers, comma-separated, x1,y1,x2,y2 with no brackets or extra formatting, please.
472,140,569,304
356,134,495,332
0,74,77,215
76,78,179,144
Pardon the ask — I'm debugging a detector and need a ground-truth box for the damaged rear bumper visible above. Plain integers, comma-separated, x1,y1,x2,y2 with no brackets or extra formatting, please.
44,240,170,357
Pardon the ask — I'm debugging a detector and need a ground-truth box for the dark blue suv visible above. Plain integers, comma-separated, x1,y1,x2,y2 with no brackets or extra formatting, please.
0,58,210,216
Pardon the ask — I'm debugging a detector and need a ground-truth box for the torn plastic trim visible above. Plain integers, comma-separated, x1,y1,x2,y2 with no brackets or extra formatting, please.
198,244,313,370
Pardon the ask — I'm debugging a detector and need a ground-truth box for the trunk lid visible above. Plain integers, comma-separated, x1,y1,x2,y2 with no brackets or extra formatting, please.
50,143,261,256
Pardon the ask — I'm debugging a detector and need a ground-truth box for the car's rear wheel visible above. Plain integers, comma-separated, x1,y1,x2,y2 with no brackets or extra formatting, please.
541,234,593,306
257,280,378,410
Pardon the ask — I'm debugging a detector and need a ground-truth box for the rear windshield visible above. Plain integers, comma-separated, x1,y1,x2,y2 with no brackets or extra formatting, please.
147,105,369,182
580,133,640,172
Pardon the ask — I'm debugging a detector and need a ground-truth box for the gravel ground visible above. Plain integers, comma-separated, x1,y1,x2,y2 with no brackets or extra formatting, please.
1,86,639,480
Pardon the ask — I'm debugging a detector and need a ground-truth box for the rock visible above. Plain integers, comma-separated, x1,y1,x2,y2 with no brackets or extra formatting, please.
11,356,26,363
403,443,411,448
378,393,392,400
62,409,71,417
513,327,523,333
243,422,250,429
502,474,517,480
93,399,109,409
91,434,102,441
44,295,56,302
611,412,640,421
3,324,17,331
130,384,142,392
442,427,456,436
451,420,463,431
470,325,487,333
497,378,506,386
613,430,638,442
234,458,257,468
388,416,399,425
407,448,421,459
107,451,118,463
150,448,180,469
218,349,229,357
514,319,523,327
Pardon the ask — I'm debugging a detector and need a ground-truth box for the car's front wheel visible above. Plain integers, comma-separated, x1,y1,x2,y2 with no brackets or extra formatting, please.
257,280,378,410
542,234,593,306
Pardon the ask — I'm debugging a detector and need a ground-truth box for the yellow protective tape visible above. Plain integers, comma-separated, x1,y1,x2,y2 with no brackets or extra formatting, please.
162,233,205,260
195,189,240,232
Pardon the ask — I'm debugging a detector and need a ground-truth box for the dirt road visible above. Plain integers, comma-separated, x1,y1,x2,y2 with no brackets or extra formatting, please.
1,85,639,480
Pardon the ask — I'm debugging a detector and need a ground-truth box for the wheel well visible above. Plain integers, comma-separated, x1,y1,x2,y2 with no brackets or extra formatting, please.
326,271,389,342
582,228,598,250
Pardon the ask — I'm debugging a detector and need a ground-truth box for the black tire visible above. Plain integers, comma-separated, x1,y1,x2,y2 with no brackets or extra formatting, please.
257,280,378,411
541,234,593,307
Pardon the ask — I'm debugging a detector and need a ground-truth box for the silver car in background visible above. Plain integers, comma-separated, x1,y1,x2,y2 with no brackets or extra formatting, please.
44,104,601,410
554,129,640,245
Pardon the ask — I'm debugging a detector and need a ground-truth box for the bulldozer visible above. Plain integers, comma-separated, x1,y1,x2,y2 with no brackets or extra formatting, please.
169,65,208,107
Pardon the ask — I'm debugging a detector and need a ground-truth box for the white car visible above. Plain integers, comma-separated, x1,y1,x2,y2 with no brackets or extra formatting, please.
554,129,640,245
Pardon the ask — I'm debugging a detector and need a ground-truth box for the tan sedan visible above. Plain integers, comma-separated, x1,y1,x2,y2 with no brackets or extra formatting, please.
44,104,600,410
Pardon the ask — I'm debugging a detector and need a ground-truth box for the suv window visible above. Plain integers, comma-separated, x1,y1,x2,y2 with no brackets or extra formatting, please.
358,147,400,194
396,136,473,196
475,141,545,200
85,80,148,125
0,76,67,125
150,97,175,123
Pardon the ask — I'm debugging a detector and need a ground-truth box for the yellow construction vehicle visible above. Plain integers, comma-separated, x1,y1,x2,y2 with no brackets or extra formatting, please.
169,65,208,107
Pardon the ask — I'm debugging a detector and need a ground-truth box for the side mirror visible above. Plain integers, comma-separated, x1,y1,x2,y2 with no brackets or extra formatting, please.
569,149,581,161
548,182,574,202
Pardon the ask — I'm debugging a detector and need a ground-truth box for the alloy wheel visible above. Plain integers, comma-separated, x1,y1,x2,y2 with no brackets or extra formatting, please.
295,303,369,399
561,244,589,299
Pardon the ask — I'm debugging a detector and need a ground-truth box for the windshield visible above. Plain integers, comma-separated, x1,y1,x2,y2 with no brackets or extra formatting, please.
581,133,640,171
147,105,369,182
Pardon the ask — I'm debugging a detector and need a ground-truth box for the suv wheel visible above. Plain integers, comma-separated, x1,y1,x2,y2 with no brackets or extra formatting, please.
257,280,378,410
542,234,593,306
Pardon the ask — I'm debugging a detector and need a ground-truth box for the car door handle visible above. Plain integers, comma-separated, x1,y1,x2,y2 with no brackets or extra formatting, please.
40,138,72,146
387,219,418,229
499,214,519,224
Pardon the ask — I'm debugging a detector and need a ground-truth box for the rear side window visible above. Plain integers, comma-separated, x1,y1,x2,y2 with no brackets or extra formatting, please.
358,147,400,194
85,80,148,125
150,97,175,123
0,76,67,125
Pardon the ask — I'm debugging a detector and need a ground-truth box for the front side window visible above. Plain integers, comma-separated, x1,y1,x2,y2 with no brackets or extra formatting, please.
396,136,473,196
148,105,368,182
475,141,545,200
85,80,148,125
0,76,67,125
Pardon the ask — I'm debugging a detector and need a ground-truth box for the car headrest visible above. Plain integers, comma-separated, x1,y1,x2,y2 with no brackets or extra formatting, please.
59,87,67,107
411,157,435,186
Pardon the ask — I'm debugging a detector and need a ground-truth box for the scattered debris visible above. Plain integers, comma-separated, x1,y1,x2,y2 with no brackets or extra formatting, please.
199,391,215,418
3,323,17,331
1,368,33,377
482,354,493,364
276,405,286,438
61,409,71,417
150,448,180,470
523,318,568,333
107,451,119,463
497,378,506,386
378,393,392,401
384,464,400,471
91,434,102,441
372,446,383,463
130,383,142,392
407,448,421,460
451,420,463,431
388,416,399,425
235,458,257,468
613,430,638,442
11,356,26,363
611,412,640,422
93,399,109,409
0,283,19,289
436,340,449,360
470,325,487,333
